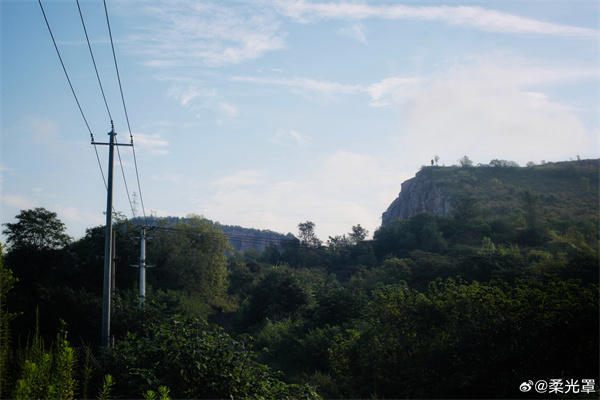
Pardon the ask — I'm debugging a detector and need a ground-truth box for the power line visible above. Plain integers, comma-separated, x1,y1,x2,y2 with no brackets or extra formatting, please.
76,0,112,121
38,0,94,141
103,0,148,226
137,225,290,248
77,0,134,218
38,0,108,190
115,135,137,219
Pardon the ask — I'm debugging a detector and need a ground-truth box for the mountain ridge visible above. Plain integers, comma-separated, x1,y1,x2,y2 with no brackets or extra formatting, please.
382,159,599,227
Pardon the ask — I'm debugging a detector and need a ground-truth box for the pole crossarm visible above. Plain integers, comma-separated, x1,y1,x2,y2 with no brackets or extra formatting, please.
91,141,133,147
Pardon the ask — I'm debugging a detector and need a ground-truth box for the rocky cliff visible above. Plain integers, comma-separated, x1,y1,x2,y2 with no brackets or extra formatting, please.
381,169,453,227
381,159,600,228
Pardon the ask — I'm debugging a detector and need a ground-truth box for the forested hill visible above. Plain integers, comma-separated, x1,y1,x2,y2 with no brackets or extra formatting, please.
382,158,599,227
131,215,294,252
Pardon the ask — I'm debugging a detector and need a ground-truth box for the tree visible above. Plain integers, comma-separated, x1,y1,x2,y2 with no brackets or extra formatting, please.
348,224,368,245
330,279,599,399
237,266,310,328
2,208,71,251
457,155,473,168
519,188,547,245
298,221,321,248
148,215,232,308
105,315,321,399
1,243,19,396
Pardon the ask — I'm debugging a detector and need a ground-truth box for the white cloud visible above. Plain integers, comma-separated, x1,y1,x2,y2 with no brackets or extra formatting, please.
130,1,286,67
231,76,362,99
150,172,186,184
169,86,216,106
2,195,37,209
273,129,314,148
0,164,12,183
277,2,597,37
368,77,425,108
218,102,238,118
319,150,385,187
199,151,397,239
233,74,430,106
336,22,368,43
134,133,170,155
390,57,597,166
211,170,264,188
54,205,102,225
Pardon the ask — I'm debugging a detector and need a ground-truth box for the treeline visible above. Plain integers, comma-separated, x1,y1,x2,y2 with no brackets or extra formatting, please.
416,159,599,224
1,190,598,398
0,210,318,399
132,215,293,252
222,190,598,398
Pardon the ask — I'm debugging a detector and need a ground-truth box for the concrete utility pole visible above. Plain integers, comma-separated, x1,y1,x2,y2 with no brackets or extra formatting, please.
92,122,132,347
132,226,153,309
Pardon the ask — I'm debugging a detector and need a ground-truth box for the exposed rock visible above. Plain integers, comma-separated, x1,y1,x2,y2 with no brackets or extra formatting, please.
382,170,453,226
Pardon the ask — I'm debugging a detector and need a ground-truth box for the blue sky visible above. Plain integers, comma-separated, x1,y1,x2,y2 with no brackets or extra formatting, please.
1,0,598,242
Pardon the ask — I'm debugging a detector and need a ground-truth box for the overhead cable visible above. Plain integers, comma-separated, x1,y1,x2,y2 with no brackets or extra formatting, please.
38,0,107,189
76,0,112,121
103,0,148,226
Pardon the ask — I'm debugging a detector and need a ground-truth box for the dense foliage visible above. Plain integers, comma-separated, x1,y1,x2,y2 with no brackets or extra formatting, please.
1,160,598,398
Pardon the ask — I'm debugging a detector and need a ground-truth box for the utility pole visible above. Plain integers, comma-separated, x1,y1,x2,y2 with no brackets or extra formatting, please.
132,226,153,309
92,122,132,347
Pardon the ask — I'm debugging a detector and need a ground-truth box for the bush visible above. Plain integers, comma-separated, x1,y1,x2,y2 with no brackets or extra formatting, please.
105,315,321,399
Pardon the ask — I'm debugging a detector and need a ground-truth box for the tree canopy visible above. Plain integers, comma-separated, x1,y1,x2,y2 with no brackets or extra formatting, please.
2,208,71,251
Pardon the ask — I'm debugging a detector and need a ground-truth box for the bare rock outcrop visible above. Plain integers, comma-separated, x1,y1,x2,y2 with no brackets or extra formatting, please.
382,170,453,226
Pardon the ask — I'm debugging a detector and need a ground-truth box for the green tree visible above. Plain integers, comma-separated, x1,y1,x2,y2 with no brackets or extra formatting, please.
2,210,78,344
348,224,369,244
2,208,71,251
298,221,321,248
1,243,19,396
106,315,320,399
519,188,547,245
329,279,598,399
148,215,232,309
457,155,473,168
236,266,310,329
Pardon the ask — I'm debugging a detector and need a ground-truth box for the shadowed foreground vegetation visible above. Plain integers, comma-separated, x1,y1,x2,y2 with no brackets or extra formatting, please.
1,161,598,399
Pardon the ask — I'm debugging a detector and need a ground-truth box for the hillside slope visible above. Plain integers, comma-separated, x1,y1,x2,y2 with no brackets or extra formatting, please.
382,159,599,227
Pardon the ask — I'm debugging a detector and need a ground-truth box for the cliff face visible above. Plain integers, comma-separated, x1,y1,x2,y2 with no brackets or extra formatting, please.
382,170,453,226
381,159,600,228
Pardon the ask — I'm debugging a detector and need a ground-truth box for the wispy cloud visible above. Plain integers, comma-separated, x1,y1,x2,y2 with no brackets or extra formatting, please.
277,2,597,37
211,170,264,188
169,86,216,107
54,205,103,225
231,75,362,99
2,195,37,209
218,102,238,118
368,77,425,108
0,164,12,183
336,22,368,43
273,129,314,148
129,1,286,67
134,133,170,155
232,74,428,106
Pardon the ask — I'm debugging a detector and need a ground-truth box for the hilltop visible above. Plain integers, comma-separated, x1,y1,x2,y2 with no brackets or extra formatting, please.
382,159,599,227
